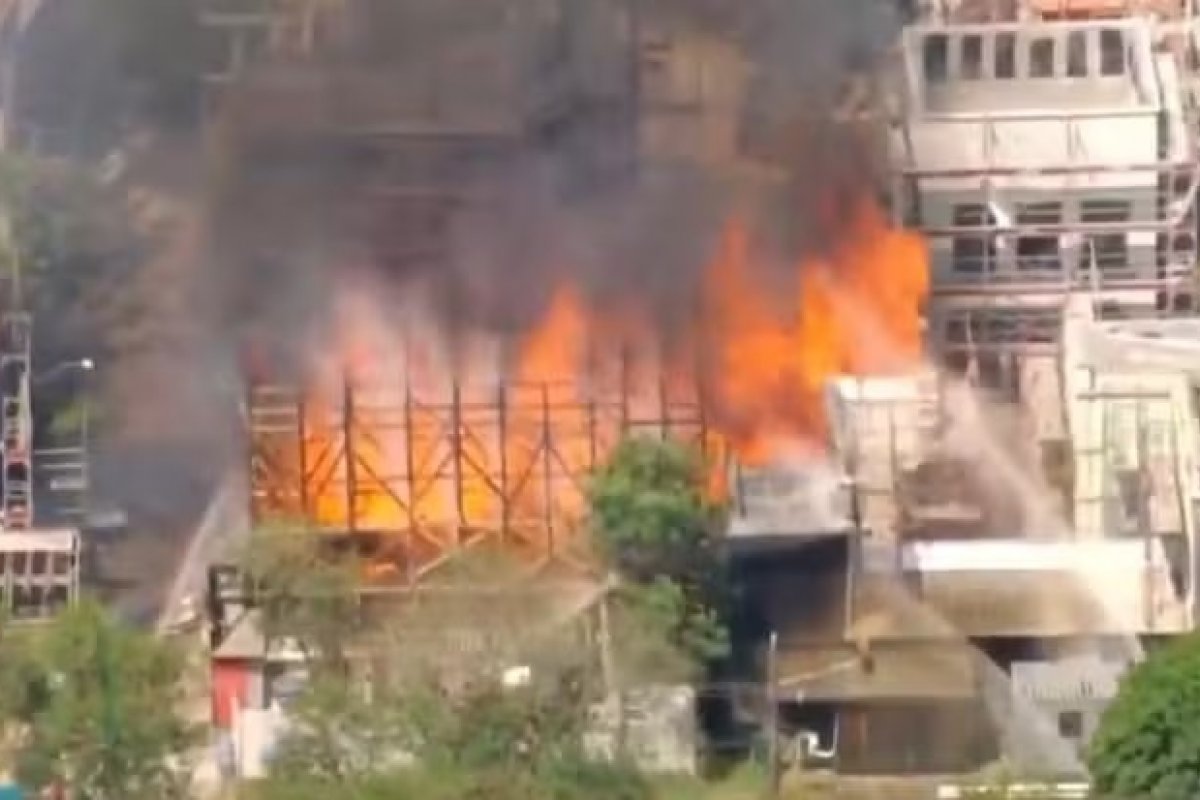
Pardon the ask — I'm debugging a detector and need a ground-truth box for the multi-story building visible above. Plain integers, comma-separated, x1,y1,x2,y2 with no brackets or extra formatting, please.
890,15,1198,435
199,0,1200,781
729,2,1200,778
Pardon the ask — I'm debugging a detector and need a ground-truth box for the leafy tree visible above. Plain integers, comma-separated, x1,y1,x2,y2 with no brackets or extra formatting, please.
237,523,364,672
588,437,731,669
588,437,724,584
0,600,199,799
610,578,729,682
1088,636,1200,800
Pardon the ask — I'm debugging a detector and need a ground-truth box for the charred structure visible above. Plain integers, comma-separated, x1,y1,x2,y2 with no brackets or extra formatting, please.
200,0,1200,782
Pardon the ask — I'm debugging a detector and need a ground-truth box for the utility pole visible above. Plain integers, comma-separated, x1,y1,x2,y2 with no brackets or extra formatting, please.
597,583,626,758
766,630,780,798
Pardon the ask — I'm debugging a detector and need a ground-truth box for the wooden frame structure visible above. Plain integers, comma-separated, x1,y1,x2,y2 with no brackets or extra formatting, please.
246,360,722,581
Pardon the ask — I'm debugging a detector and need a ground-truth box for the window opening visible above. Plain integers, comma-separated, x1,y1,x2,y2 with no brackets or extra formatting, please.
961,35,983,80
1016,202,1061,271
1100,29,1124,76
1067,31,1087,78
1058,711,1084,739
1030,37,1056,78
1080,199,1131,274
951,204,995,273
995,33,1016,78
925,34,949,82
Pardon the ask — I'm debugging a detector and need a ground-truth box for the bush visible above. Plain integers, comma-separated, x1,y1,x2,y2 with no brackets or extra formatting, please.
260,660,649,800
1088,636,1200,800
0,601,199,799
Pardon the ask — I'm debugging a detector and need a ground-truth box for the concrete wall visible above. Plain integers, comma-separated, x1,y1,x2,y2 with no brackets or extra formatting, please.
585,687,698,775
1011,655,1126,758
890,19,1190,320
825,373,942,536
903,115,1160,184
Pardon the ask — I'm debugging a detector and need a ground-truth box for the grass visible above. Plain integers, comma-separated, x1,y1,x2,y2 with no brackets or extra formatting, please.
654,761,772,800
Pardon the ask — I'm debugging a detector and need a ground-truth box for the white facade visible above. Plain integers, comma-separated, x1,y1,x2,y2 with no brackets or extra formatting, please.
822,341,1198,635
825,372,942,534
890,17,1199,376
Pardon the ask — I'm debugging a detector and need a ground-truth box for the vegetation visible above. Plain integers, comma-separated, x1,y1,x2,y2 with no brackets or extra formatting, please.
250,662,652,800
1088,635,1200,800
588,436,731,673
0,600,199,799
238,542,654,799
236,522,365,672
240,437,729,798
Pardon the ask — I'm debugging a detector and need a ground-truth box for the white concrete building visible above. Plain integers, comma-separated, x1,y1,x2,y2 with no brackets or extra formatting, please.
888,17,1199,430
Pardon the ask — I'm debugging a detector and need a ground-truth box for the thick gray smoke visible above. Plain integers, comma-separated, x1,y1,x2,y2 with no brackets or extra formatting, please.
212,0,904,372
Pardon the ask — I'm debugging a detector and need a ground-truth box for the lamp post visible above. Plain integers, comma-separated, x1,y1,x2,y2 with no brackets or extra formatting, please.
32,358,95,524
32,358,95,387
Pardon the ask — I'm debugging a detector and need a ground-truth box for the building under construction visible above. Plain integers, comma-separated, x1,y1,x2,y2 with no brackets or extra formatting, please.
200,0,1200,779
751,0,1200,774
201,0,769,567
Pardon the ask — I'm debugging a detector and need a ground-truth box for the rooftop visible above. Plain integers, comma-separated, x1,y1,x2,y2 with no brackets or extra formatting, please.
0,527,77,552
903,20,1159,116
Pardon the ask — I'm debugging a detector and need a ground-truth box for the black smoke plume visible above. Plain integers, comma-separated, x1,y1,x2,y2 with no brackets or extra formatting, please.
209,0,904,374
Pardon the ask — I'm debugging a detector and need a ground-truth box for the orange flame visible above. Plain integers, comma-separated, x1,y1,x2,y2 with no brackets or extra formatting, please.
269,195,928,560
701,198,928,462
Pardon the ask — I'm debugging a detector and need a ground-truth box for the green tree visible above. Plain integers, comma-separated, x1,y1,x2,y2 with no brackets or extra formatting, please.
264,671,416,784
0,600,199,799
588,436,731,670
238,523,365,672
1088,636,1200,800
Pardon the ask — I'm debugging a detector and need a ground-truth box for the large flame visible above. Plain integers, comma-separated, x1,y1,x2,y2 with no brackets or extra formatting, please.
701,199,927,462
263,196,928,558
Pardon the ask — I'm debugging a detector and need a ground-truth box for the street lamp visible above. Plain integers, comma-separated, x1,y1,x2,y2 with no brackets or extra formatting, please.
31,358,95,524
32,358,95,386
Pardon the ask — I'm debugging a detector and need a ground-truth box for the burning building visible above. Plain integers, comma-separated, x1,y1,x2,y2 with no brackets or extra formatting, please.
195,0,1200,781
201,0,928,569
746,1,1200,776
